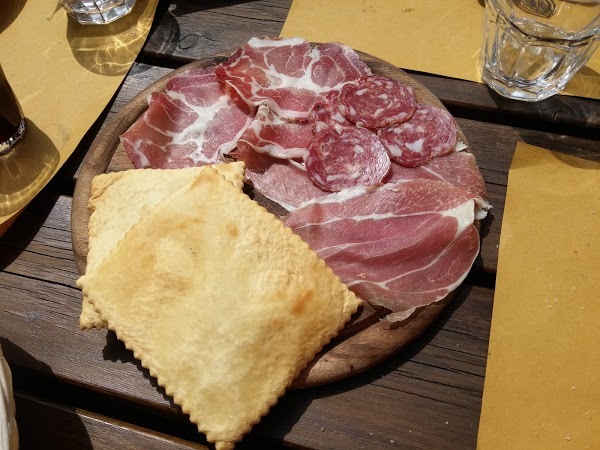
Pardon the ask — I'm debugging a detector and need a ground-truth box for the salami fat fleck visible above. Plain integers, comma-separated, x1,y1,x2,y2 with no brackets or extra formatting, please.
338,75,416,128
379,104,458,167
308,90,356,134
305,128,391,192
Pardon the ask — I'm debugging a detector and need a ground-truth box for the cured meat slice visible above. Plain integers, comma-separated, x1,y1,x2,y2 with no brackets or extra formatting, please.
379,104,459,168
305,129,391,192
308,90,355,134
338,75,416,128
121,67,254,169
284,179,481,321
310,42,371,89
234,143,328,210
387,152,491,219
215,37,371,120
237,105,314,160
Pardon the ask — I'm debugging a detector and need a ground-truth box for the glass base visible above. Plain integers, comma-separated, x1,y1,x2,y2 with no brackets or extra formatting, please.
0,119,25,156
481,71,563,102
65,0,136,25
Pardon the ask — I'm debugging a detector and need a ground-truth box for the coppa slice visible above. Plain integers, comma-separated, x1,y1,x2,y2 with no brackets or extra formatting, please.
120,67,255,168
238,105,314,160
379,104,459,167
305,129,391,192
78,168,361,450
215,37,371,120
284,179,481,321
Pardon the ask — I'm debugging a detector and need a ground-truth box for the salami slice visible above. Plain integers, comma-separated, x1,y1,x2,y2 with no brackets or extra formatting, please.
305,129,391,192
338,75,416,128
379,104,458,167
308,90,356,134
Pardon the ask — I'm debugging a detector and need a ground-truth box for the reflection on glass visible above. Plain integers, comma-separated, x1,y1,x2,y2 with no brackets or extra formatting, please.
0,64,25,156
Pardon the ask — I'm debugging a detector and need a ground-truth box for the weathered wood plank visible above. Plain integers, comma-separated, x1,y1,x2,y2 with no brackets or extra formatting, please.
15,393,208,450
144,0,289,64
0,191,493,449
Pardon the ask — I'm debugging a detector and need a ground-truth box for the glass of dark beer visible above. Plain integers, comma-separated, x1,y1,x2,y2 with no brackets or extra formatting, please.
0,64,25,156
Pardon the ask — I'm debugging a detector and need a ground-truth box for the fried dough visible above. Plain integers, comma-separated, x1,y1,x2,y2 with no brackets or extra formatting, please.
79,162,245,329
78,167,360,449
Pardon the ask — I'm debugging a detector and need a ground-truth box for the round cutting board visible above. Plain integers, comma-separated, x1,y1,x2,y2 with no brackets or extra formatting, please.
72,48,467,389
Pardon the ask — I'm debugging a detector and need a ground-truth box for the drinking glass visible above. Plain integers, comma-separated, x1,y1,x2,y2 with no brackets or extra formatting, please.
60,0,136,25
0,64,25,156
481,0,600,101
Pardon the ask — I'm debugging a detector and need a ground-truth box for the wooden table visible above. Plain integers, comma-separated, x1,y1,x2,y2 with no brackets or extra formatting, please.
1,1,599,448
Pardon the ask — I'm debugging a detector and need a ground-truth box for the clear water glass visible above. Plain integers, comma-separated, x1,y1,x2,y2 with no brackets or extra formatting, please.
61,0,136,25
481,0,600,101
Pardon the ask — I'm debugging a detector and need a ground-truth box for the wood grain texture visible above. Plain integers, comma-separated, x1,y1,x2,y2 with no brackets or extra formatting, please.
71,49,469,389
0,191,493,448
1,0,599,448
15,393,208,450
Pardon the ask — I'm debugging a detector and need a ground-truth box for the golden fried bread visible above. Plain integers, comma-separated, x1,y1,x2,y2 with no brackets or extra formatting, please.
78,162,245,329
78,167,360,449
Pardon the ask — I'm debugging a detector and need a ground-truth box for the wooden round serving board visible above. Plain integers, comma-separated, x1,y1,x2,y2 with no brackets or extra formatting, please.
72,48,467,389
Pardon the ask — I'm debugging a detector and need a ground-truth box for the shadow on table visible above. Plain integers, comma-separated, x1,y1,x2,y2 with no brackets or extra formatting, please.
146,0,283,62
0,119,60,217
305,282,475,397
103,330,314,448
0,0,27,34
0,338,93,449
102,331,178,409
0,194,61,272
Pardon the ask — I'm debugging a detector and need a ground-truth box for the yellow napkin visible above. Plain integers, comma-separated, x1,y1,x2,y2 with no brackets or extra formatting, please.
281,0,600,99
478,142,600,448
0,0,159,230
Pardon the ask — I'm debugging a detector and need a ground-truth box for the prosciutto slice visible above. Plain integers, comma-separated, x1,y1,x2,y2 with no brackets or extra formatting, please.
215,37,371,120
234,143,328,210
121,67,255,168
237,105,314,160
387,152,491,219
284,179,481,321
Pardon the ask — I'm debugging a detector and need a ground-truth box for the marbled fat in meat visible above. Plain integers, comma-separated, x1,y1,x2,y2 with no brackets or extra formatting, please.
121,67,255,169
237,105,314,160
387,152,490,219
215,37,371,120
379,104,458,167
284,179,481,321
338,75,416,128
305,128,391,192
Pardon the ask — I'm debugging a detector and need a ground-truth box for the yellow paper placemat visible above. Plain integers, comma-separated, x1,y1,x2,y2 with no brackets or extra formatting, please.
477,142,600,448
0,0,158,230
281,0,600,99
